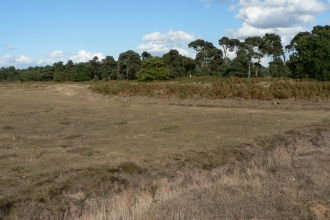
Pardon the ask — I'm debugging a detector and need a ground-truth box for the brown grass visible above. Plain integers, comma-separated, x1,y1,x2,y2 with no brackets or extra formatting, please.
83,124,330,220
0,82,329,219
91,77,330,100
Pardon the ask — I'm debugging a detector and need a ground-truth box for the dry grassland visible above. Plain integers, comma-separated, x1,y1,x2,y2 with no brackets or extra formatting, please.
0,82,329,219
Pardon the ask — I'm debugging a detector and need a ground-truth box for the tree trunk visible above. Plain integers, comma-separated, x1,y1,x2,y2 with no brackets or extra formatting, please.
255,57,261,77
248,63,251,78
117,63,120,78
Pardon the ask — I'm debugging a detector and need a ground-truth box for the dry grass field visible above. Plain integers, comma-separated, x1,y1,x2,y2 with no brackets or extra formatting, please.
0,82,329,219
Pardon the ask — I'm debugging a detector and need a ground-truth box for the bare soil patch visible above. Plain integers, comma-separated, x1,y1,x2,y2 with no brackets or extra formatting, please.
0,82,329,219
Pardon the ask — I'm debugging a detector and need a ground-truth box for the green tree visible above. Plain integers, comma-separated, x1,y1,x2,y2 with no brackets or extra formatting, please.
118,50,141,80
286,25,330,80
262,33,288,77
141,51,153,61
100,56,117,80
188,39,216,68
227,41,253,78
207,48,223,75
137,57,169,81
245,36,265,77
162,49,186,78
219,37,239,64
53,61,74,82
87,56,101,80
74,63,89,81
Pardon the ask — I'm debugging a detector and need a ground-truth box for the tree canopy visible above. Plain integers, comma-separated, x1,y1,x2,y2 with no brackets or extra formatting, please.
1,25,329,82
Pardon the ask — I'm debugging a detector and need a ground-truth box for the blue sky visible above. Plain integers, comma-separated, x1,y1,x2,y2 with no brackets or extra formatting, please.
1,0,330,68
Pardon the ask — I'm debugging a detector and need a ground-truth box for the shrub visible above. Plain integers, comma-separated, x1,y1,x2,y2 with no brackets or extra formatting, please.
137,57,169,82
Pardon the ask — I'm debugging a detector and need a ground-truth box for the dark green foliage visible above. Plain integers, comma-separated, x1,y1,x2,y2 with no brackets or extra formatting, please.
162,50,186,78
0,66,20,82
74,63,89,81
286,25,330,81
141,51,153,61
188,39,216,68
137,57,169,81
219,37,239,64
53,71,74,82
118,50,142,80
100,56,117,80
87,56,101,80
1,25,329,82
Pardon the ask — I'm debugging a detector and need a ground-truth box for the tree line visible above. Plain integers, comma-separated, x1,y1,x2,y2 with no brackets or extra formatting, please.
1,25,329,82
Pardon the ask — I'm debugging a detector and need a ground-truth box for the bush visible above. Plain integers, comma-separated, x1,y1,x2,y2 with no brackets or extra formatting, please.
137,57,169,82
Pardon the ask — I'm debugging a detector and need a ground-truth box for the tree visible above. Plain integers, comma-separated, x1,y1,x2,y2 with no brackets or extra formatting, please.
53,61,74,82
162,49,186,78
188,39,216,68
74,63,89,81
100,56,117,80
286,25,330,80
182,56,196,77
87,56,101,80
245,36,265,77
137,57,169,81
262,33,288,77
118,50,141,80
219,37,239,64
141,51,153,61
207,48,224,75
228,41,254,78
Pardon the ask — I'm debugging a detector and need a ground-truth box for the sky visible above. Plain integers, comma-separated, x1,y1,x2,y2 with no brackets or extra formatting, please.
1,0,330,69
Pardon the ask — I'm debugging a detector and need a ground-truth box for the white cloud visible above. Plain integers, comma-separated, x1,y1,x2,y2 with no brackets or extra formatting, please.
0,54,36,68
15,55,34,64
49,50,65,58
227,0,330,42
136,30,196,57
0,50,105,68
0,55,15,66
5,45,15,50
173,47,191,57
142,30,195,42
69,50,104,63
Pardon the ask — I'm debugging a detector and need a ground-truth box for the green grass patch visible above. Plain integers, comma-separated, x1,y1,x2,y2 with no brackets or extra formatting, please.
119,162,144,174
162,125,180,131
2,125,14,130
115,121,127,125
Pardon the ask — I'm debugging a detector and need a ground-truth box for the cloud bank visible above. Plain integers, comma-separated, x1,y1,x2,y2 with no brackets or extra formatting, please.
136,30,196,57
0,50,105,68
227,0,330,44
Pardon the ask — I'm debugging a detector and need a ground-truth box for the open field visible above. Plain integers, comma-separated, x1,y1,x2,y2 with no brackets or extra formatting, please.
0,82,329,219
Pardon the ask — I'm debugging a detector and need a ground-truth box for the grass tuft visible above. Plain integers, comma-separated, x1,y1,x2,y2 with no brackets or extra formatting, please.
2,126,14,130
162,125,179,131
119,162,144,174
